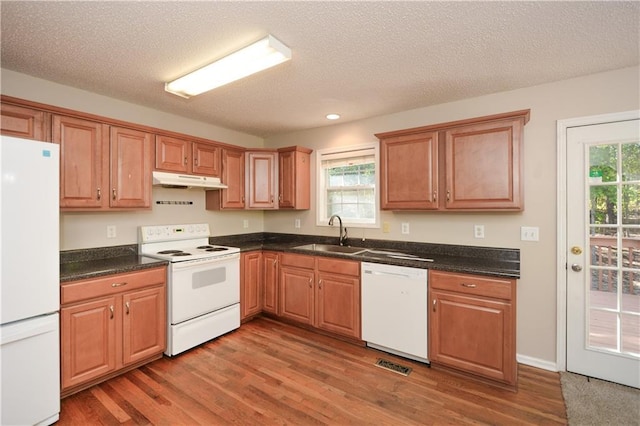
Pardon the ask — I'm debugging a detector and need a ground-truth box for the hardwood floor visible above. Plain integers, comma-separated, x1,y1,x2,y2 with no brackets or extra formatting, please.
59,317,567,425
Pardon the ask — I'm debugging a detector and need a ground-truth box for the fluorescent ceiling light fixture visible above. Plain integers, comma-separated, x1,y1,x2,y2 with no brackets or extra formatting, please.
326,113,341,120
165,35,291,98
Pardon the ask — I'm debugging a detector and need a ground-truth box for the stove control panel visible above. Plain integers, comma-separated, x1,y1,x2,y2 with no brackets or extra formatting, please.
139,223,211,243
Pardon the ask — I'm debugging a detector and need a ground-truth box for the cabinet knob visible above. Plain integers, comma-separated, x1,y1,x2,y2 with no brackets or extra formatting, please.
125,301,130,315
112,188,117,200
318,279,323,289
97,188,102,200
308,277,313,288
446,190,451,201
109,305,114,319
184,156,188,165
432,299,437,312
194,158,199,166
432,191,437,202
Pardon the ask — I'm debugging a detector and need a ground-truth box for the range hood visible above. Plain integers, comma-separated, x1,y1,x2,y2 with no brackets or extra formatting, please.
152,171,228,189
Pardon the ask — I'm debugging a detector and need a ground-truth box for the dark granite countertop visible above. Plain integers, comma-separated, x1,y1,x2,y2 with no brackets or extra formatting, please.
60,245,168,283
210,232,520,279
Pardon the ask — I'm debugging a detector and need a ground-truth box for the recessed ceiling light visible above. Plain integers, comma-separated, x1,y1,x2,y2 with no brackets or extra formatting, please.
326,113,341,120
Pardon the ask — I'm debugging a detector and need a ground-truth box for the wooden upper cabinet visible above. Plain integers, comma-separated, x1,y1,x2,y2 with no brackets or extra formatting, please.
206,147,245,210
247,151,277,209
110,126,153,208
53,115,109,209
445,118,523,210
0,102,48,141
380,132,439,210
155,135,190,173
377,109,529,211
155,135,220,177
278,146,312,209
192,142,220,176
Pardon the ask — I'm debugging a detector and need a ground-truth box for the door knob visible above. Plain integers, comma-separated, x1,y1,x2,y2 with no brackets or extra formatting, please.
571,264,583,272
571,246,583,255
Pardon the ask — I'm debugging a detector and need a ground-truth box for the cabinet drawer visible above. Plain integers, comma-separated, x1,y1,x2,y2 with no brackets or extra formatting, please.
429,270,514,301
280,253,315,269
62,267,166,305
317,257,359,277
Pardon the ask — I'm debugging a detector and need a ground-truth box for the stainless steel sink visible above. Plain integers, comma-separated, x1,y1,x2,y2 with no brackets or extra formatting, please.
293,244,368,255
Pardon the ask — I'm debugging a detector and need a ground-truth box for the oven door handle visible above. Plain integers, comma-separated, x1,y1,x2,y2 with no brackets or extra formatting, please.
170,253,240,271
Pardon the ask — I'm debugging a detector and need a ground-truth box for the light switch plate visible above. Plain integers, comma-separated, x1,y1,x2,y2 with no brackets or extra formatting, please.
521,226,539,241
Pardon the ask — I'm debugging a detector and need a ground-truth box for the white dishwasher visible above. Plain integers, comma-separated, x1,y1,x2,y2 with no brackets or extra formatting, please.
361,262,429,363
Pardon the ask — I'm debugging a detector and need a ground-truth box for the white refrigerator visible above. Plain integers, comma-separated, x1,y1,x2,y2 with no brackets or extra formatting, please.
0,136,60,425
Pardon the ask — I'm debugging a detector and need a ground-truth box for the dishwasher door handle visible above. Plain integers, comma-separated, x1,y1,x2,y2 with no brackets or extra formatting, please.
364,270,415,279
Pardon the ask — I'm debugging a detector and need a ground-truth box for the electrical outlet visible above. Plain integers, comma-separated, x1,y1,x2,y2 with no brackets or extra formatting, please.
521,226,539,241
295,219,301,229
382,222,390,233
474,225,485,239
243,219,249,229
106,225,116,239
401,222,410,235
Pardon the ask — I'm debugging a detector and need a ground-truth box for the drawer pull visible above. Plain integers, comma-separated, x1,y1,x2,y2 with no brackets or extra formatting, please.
461,283,477,288
125,301,130,315
109,305,114,319
111,282,128,287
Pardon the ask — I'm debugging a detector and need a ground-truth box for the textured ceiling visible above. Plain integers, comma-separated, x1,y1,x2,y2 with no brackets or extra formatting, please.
1,1,639,138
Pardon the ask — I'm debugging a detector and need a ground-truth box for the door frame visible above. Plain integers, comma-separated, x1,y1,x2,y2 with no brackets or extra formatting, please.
556,110,640,371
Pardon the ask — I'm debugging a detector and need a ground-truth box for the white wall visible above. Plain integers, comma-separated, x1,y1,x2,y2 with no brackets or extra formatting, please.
264,66,640,366
3,66,639,366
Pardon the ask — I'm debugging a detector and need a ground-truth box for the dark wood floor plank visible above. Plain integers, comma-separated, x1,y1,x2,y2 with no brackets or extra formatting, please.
59,317,567,425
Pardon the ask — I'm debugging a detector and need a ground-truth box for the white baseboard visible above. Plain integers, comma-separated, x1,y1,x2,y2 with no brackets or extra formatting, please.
517,354,559,372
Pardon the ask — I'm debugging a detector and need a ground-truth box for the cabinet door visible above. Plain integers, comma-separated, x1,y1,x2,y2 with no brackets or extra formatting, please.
279,266,314,325
155,135,190,173
430,289,515,385
241,251,262,320
278,148,311,209
0,103,47,141
110,126,152,208
192,142,220,176
380,132,439,209
316,272,360,338
219,148,245,209
262,251,279,315
61,297,117,390
122,286,166,365
53,115,109,209
247,151,277,209
444,118,523,210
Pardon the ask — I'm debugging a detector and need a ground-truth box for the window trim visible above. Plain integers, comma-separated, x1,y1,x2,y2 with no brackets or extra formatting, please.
315,142,380,229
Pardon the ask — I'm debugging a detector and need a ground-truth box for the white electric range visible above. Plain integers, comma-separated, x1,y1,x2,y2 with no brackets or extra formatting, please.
139,223,240,356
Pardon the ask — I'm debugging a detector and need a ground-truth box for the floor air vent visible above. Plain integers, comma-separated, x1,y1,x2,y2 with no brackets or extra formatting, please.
375,358,412,376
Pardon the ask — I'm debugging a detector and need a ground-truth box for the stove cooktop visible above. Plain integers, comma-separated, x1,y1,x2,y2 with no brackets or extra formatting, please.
138,224,240,262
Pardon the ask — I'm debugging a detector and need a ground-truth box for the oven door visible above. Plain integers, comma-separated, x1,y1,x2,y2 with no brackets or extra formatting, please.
169,253,240,325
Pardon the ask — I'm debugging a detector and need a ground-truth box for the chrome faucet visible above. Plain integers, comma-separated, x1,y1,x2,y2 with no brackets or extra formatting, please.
328,214,348,246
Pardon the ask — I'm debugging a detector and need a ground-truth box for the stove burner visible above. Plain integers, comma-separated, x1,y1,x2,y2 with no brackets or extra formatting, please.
158,250,183,254
197,245,214,249
172,252,192,257
206,247,228,252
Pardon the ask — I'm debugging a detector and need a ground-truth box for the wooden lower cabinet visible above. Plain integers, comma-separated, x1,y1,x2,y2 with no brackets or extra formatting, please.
262,251,279,315
429,270,516,388
241,251,262,320
279,253,361,339
60,267,166,396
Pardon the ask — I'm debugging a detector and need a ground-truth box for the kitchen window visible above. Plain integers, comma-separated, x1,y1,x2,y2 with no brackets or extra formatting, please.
316,143,379,228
